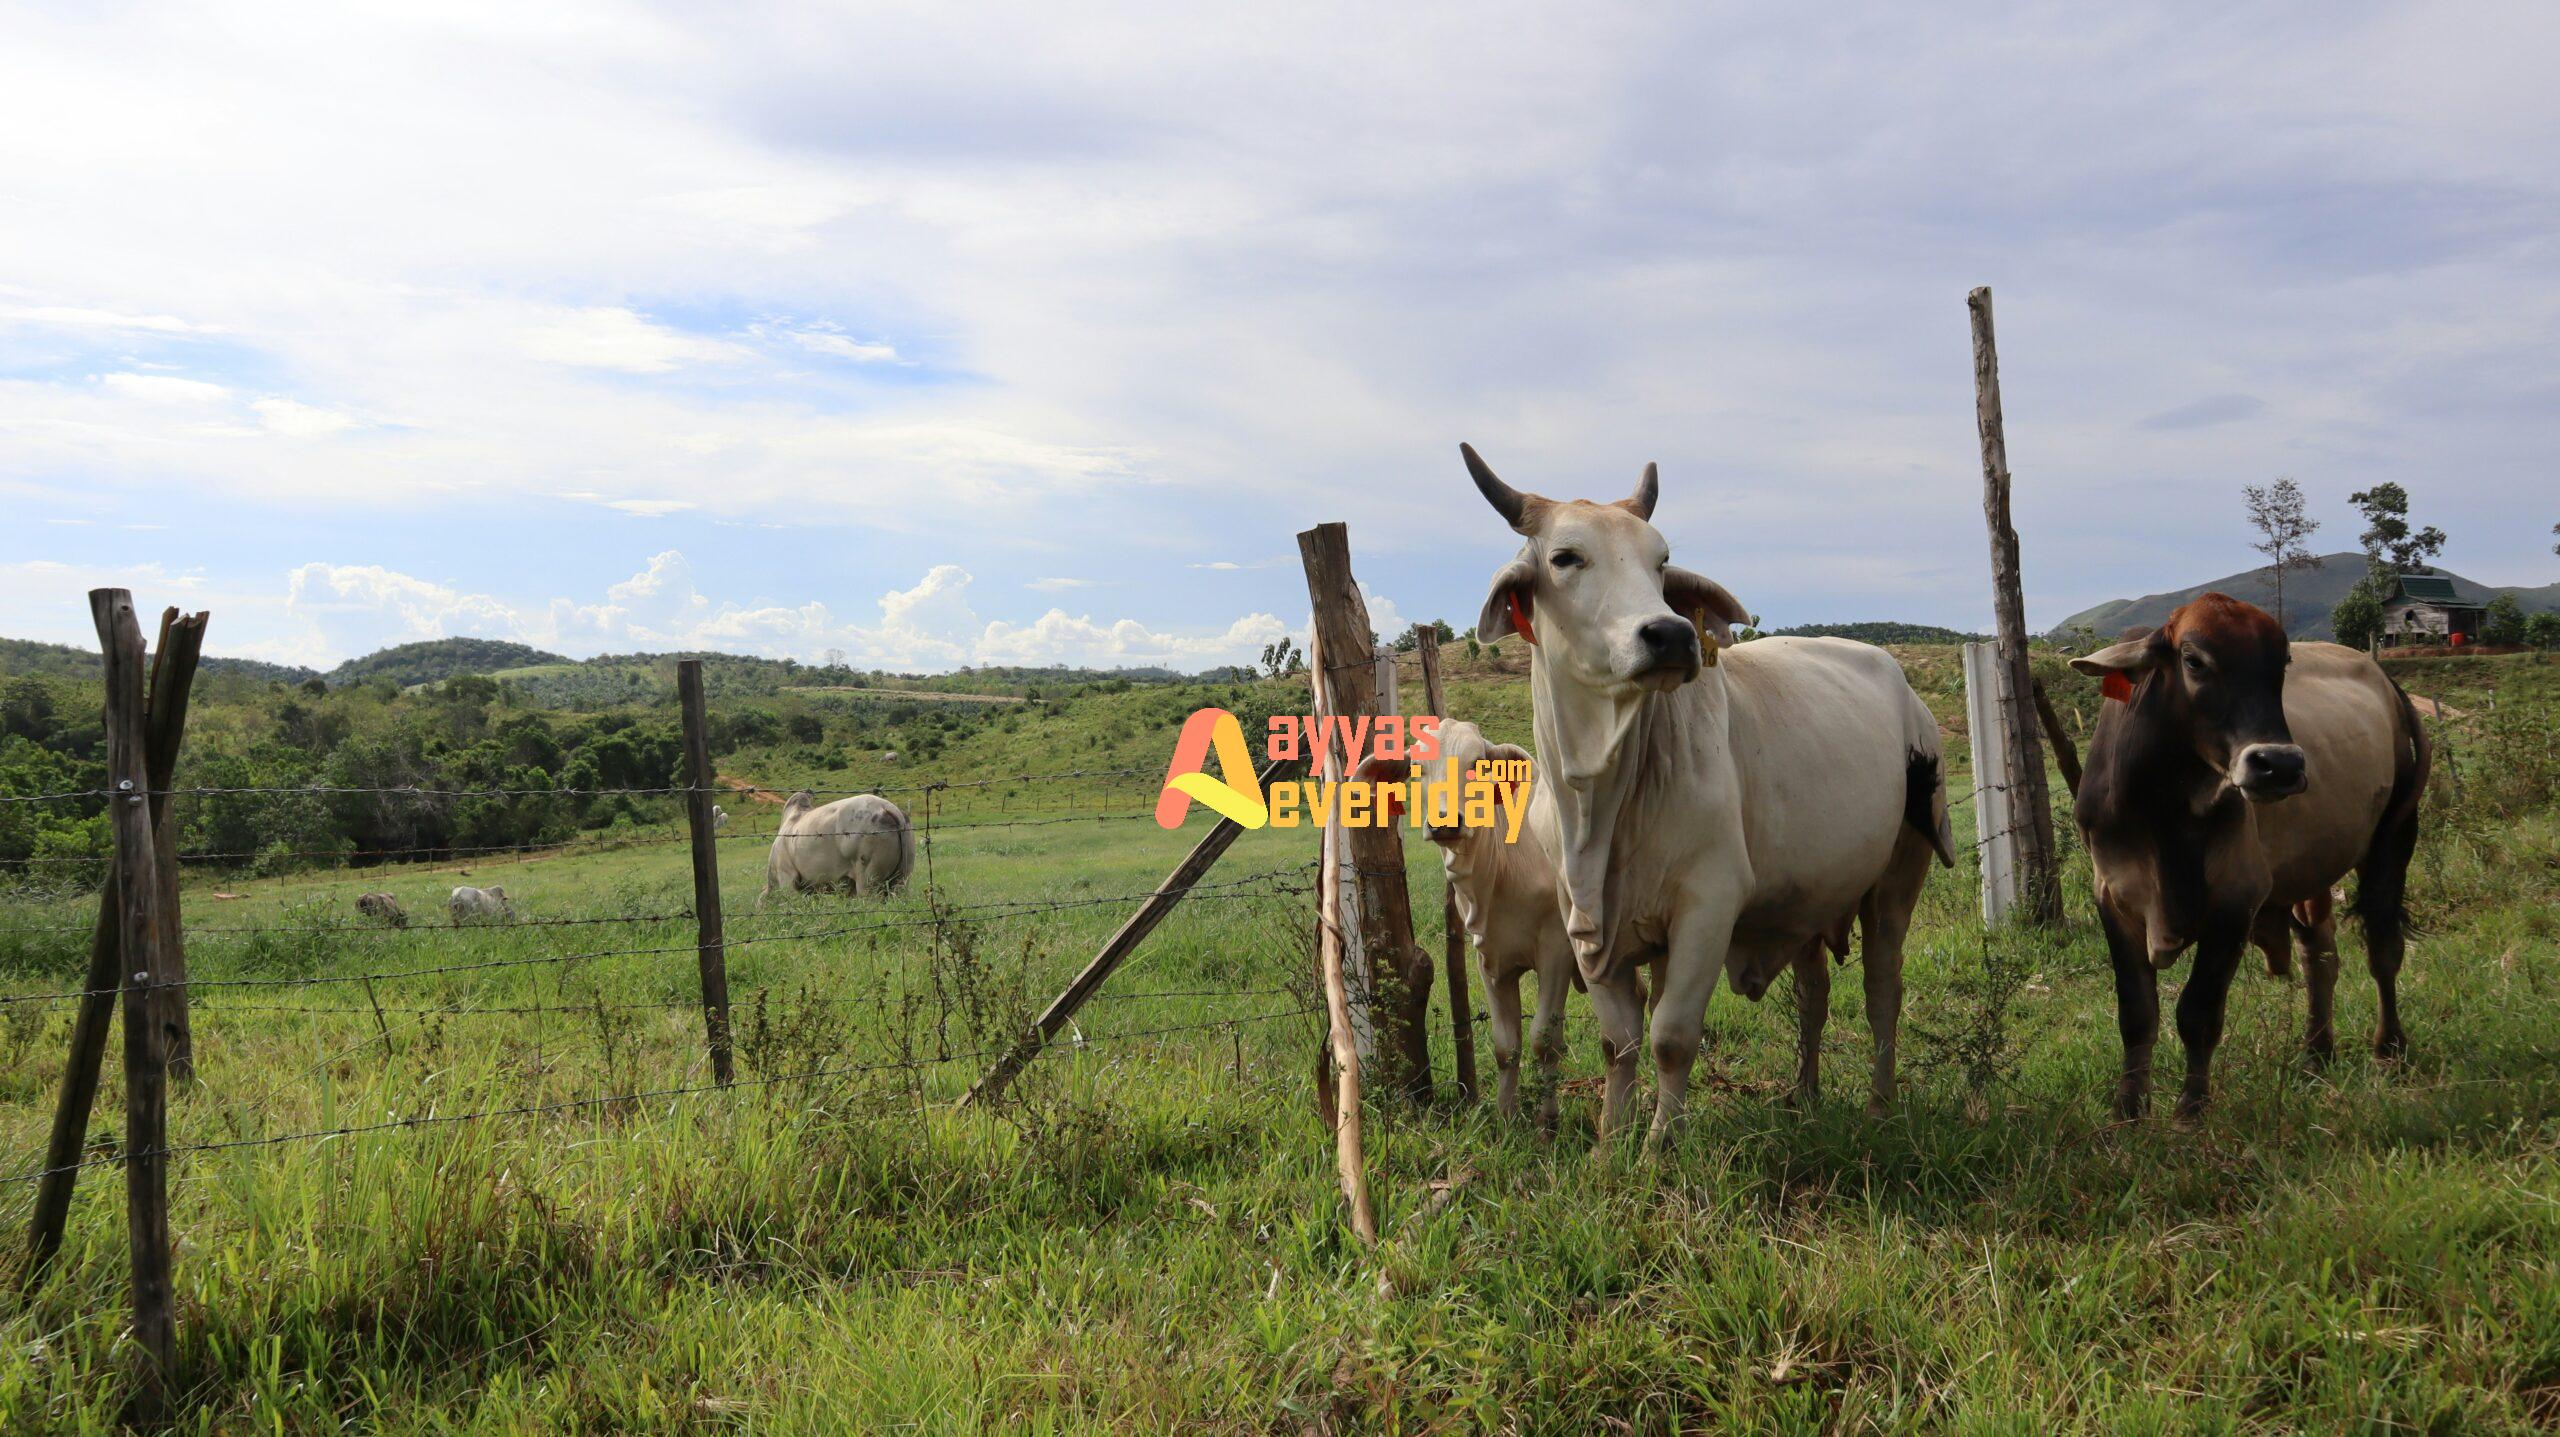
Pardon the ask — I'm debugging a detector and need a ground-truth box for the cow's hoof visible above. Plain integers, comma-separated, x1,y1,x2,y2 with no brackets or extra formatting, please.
2375,1032,2409,1064
1864,1095,1893,1119
1788,1086,1819,1113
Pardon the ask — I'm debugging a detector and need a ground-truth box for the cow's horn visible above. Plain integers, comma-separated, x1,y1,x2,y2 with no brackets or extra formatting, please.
1461,443,1529,531
1625,462,1658,521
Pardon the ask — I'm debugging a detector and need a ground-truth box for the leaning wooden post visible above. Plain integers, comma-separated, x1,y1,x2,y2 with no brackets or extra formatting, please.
1298,523,1432,1104
1967,286,2063,925
1315,760,1377,1242
676,660,734,1085
1412,625,1476,1105
957,756,1301,1109
144,609,206,1080
94,590,176,1422
23,606,204,1293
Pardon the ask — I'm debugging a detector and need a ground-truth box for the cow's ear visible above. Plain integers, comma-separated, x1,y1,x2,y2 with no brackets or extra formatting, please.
1476,554,1536,644
1663,567,1748,645
1483,742,1531,768
1351,754,1407,785
2069,630,2165,678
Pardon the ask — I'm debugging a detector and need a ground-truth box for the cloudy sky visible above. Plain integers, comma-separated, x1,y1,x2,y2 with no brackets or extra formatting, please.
3,2,2554,670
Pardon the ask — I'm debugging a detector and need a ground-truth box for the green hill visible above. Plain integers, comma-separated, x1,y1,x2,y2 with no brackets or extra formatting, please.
0,636,318,685
2056,552,2560,641
1770,621,1989,645
325,638,571,688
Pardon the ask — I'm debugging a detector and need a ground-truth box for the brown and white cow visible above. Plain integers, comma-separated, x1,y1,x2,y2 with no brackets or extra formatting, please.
1464,445,1955,1145
2071,593,2428,1120
1360,720,1576,1124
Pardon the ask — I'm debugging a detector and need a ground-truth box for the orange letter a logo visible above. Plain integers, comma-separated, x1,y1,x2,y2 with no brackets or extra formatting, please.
1156,707,1268,829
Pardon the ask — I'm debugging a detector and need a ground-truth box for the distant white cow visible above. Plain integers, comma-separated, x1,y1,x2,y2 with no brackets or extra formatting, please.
712,803,731,831
764,792,914,898
1360,719,1574,1125
449,884,516,924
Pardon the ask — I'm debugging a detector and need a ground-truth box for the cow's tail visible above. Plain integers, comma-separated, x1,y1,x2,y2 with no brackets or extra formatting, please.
1901,689,1957,868
2350,679,2430,940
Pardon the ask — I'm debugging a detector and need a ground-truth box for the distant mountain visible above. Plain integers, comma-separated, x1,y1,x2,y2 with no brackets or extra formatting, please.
2056,553,2560,641
1770,621,1990,645
0,636,319,685
325,638,571,688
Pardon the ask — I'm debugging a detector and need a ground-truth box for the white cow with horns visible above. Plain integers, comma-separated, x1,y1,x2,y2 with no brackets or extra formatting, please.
1462,444,1953,1146
764,791,915,898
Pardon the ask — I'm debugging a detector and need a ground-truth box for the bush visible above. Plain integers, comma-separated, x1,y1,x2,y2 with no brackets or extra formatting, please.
2528,612,2560,650
2331,579,2386,651
2482,594,2529,647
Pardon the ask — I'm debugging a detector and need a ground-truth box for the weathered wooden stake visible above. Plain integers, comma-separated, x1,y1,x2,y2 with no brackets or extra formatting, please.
94,590,176,1423
144,609,205,1080
676,660,734,1084
1298,523,1432,1104
1314,766,1377,1242
1968,286,2063,925
958,756,1299,1109
23,607,204,1297
1413,625,1477,1105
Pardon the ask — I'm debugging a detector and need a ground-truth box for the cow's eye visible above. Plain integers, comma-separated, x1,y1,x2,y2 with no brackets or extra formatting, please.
1550,550,1584,570
2182,651,2207,675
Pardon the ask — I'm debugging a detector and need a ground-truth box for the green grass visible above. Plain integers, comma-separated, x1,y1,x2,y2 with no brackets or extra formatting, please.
2,649,2556,1432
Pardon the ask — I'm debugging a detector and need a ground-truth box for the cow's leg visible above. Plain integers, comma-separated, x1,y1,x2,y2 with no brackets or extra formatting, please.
1644,899,1740,1150
1586,969,1648,1147
2171,922,2250,1122
2250,906,2294,980
1485,965,1526,1121
2101,905,2160,1119
1789,940,1830,1110
1528,954,1572,1134
1858,841,1925,1116
2363,896,2410,1063
2293,895,2340,1065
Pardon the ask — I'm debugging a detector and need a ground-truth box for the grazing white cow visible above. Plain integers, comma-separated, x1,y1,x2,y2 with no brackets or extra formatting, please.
355,892,408,928
764,791,914,898
449,884,515,924
1464,444,1954,1145
1360,720,1574,1124
712,803,731,831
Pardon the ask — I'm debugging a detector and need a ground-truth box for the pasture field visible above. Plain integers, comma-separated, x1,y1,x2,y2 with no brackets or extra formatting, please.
1,647,2556,1432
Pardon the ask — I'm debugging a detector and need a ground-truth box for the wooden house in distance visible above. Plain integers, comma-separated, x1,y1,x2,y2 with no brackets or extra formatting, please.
2380,573,2486,645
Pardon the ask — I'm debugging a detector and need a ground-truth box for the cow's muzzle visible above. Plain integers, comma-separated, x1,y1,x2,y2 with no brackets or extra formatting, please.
2232,743,2308,802
1629,617,1701,688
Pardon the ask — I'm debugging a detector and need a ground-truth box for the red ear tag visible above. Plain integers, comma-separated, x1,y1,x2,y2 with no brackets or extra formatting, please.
1506,589,1537,646
1382,792,1405,817
2102,672,2132,704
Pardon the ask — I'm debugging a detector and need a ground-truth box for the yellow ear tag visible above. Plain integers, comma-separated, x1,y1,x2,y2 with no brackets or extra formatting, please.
1693,610,1721,667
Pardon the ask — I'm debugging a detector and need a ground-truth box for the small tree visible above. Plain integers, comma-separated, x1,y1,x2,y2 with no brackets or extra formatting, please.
2526,612,2560,650
2331,582,2386,652
2242,477,2322,627
2482,595,2529,647
2347,482,2446,580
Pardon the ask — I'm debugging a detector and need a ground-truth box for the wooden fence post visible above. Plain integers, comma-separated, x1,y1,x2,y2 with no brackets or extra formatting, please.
22,607,204,1295
1314,760,1376,1242
1968,286,2063,925
1961,642,2020,925
93,590,176,1423
1412,625,1476,1105
145,609,206,1080
676,660,733,1085
1298,523,1433,1104
956,756,1300,1110
1307,627,1374,1064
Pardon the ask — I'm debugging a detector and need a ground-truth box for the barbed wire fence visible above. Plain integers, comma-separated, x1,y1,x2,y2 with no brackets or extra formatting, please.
2,611,1331,1419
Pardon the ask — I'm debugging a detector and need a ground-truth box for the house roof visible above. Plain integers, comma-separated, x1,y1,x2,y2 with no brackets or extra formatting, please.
2392,573,2466,605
